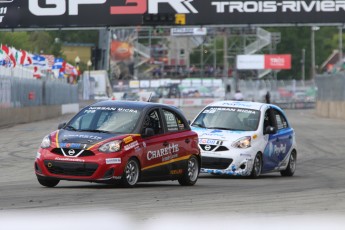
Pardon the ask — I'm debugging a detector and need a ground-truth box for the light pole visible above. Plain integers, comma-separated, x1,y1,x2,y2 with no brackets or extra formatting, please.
87,60,92,77
75,56,80,81
311,26,319,80
301,48,305,85
339,26,343,64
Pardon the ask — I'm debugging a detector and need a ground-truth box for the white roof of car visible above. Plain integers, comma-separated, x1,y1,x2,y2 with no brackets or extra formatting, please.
206,100,267,111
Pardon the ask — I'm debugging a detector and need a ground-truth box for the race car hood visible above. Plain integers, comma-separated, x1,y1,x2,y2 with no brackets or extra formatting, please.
191,127,255,143
56,129,121,146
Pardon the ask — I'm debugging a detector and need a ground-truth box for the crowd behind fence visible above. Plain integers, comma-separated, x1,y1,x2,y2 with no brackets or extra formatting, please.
0,76,78,108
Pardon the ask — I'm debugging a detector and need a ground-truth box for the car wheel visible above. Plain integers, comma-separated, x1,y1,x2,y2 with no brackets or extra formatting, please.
250,153,262,178
121,158,140,188
178,155,200,186
280,151,297,177
37,177,60,187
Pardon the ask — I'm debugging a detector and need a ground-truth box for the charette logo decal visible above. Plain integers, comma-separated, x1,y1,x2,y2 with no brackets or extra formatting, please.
211,1,345,13
28,0,197,16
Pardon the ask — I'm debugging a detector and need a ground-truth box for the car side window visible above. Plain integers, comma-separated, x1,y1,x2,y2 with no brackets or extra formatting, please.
273,109,288,130
142,109,163,135
163,109,187,132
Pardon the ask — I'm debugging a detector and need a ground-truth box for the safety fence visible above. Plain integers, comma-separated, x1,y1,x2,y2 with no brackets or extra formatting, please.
0,76,78,108
315,74,345,101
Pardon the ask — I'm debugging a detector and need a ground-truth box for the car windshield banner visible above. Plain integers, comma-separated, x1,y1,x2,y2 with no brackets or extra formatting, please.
2,0,345,28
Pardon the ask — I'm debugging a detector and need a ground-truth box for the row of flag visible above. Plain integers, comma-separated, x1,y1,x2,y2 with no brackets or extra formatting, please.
0,44,80,78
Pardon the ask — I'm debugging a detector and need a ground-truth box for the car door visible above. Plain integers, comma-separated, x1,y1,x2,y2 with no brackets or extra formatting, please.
262,108,294,172
160,108,194,178
140,108,172,181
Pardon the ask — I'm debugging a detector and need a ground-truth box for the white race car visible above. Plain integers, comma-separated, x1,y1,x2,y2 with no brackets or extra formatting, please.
190,100,297,178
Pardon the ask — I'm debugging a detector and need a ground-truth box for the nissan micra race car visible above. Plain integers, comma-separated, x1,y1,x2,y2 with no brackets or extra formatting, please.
35,100,200,187
190,100,297,178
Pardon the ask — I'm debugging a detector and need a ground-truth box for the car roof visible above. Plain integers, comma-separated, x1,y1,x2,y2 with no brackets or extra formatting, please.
87,100,183,114
206,100,267,111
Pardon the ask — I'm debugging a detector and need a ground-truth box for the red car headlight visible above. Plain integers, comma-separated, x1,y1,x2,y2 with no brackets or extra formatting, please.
99,140,122,153
40,135,51,149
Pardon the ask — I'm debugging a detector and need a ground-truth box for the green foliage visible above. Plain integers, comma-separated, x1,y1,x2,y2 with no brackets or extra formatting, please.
0,30,99,57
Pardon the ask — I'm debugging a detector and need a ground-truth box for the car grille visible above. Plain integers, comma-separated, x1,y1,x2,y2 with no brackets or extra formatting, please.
201,157,233,170
44,160,98,176
199,144,229,152
51,148,95,157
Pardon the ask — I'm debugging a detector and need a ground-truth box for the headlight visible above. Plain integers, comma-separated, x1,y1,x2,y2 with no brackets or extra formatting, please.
232,136,251,149
99,140,122,153
40,135,51,148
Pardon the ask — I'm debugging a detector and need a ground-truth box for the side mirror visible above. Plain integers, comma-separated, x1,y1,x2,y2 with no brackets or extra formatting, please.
58,122,66,129
264,126,276,135
143,128,155,138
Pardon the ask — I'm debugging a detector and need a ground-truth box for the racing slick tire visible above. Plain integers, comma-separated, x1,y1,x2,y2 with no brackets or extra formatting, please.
37,177,60,187
249,153,262,178
178,155,200,186
280,151,297,177
121,158,140,188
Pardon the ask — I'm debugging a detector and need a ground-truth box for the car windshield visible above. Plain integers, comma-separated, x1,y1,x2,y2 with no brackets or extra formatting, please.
192,106,260,131
65,106,142,134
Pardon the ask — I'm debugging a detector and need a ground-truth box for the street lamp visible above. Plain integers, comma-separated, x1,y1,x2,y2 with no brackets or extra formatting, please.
75,56,81,81
87,60,92,75
311,26,320,80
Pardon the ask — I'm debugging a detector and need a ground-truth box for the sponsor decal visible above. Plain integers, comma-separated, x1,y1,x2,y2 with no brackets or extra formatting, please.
211,1,345,13
252,134,258,140
274,143,286,155
60,143,84,149
147,143,179,160
162,153,178,162
170,169,183,175
123,136,134,144
106,158,121,164
86,106,138,113
124,140,139,151
36,152,41,159
199,138,220,145
55,157,85,162
63,134,103,141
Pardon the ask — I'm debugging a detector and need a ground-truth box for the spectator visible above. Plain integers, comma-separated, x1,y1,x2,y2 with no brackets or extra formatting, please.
265,91,271,104
234,90,244,101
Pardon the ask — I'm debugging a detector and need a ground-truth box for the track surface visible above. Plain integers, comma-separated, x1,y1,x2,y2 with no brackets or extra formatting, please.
1,107,345,226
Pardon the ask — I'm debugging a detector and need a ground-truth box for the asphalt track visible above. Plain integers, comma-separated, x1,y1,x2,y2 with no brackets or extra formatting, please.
1,107,345,229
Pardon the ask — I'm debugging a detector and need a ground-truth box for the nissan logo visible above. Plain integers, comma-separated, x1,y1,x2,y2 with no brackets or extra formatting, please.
68,149,75,156
204,145,211,151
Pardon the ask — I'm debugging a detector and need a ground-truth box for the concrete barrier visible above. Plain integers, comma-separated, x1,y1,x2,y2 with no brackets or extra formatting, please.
0,103,79,128
315,101,345,120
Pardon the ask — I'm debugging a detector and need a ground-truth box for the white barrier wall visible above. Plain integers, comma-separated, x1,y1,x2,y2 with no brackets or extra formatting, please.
158,98,222,107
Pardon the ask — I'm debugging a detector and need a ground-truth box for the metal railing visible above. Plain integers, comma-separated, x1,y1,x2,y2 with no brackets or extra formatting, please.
0,76,78,108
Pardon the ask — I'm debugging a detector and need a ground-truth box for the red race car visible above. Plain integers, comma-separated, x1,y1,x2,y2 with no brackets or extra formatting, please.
35,100,200,187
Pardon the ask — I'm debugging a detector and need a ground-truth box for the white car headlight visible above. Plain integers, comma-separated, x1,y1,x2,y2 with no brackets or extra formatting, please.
40,135,51,149
99,140,122,153
232,136,251,149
